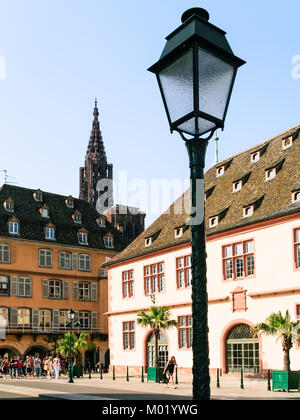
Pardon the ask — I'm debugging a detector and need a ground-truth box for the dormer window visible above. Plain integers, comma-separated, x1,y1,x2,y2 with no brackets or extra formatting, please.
40,205,49,219
66,196,74,208
233,181,242,193
104,236,114,249
282,136,292,150
251,152,260,163
78,230,88,245
209,217,218,228
292,191,300,203
45,225,55,241
97,217,106,228
145,238,152,247
8,218,19,236
33,190,43,202
266,168,276,181
243,206,254,218
73,211,82,224
175,227,183,238
216,166,225,177
4,198,14,212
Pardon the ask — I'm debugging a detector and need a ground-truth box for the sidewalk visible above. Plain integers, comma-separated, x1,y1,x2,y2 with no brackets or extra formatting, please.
0,373,299,400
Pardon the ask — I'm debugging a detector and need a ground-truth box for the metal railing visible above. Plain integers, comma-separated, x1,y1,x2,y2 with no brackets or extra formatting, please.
3,324,105,334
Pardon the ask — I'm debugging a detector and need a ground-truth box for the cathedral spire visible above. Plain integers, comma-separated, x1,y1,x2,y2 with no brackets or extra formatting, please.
88,99,106,159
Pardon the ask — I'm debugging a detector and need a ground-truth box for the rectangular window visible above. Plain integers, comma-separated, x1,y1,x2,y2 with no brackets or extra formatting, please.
78,254,91,271
59,310,68,328
176,255,192,288
78,282,90,301
0,307,8,328
144,263,165,295
40,309,51,332
0,245,10,263
39,249,52,268
78,311,90,328
123,321,135,350
0,276,9,296
223,240,255,280
17,309,30,328
18,277,32,297
294,229,300,268
49,280,62,299
45,227,55,240
9,222,19,235
178,316,193,348
59,252,72,270
122,270,134,298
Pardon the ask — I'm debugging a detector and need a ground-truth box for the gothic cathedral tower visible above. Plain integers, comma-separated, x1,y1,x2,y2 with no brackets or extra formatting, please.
79,100,113,209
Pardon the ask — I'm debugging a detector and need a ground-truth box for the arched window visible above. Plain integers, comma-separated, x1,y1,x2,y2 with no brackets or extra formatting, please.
226,324,259,374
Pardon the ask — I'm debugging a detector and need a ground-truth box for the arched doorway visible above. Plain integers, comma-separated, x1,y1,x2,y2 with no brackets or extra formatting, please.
24,346,48,360
0,347,18,360
146,332,168,369
226,324,259,374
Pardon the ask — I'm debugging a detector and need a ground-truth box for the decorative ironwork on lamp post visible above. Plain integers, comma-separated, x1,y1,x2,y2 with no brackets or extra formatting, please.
67,309,80,384
148,7,245,400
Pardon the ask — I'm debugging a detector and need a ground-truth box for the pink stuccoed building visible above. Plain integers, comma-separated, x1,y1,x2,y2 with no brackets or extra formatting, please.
104,124,300,378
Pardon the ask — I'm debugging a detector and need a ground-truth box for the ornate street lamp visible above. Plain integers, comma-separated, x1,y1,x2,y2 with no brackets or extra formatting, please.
148,8,245,400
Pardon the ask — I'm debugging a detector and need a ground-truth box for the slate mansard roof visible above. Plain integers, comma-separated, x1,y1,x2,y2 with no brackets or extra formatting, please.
106,124,300,265
0,184,125,251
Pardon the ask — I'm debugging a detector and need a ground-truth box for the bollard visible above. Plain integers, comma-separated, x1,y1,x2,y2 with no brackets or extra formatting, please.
240,368,244,389
88,368,91,379
100,366,103,380
127,366,129,382
216,368,220,388
141,366,144,383
113,366,115,381
175,367,178,385
267,369,271,391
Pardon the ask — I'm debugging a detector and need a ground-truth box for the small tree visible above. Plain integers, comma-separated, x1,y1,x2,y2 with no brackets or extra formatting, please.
137,306,177,369
251,310,299,371
56,332,96,365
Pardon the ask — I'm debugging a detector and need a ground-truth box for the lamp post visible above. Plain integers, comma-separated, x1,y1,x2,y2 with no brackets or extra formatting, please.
148,8,245,400
67,309,80,383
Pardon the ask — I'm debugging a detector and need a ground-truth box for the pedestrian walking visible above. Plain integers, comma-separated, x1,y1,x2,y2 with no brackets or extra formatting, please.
17,356,23,378
53,356,61,380
0,357,9,378
10,356,18,378
163,356,178,389
45,356,53,380
34,356,42,378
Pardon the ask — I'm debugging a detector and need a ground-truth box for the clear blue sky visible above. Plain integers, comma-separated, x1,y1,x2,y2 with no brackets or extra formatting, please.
0,0,299,226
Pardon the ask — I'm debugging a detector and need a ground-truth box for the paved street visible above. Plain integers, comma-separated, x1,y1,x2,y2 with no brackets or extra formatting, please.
0,373,299,400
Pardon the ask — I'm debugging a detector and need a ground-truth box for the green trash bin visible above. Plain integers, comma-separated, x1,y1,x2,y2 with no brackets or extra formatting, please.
72,364,83,378
272,370,300,392
147,367,164,383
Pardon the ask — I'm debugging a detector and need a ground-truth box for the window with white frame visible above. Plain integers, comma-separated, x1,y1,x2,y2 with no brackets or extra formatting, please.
17,308,30,328
175,227,183,238
45,226,55,240
123,321,135,350
78,311,90,328
266,168,276,181
144,263,165,295
243,206,254,218
39,309,51,332
216,166,225,177
49,280,62,299
66,198,74,208
41,208,49,218
73,212,81,224
0,307,8,328
282,137,292,150
0,276,9,296
251,152,260,163
176,256,192,288
9,221,19,235
209,217,218,228
59,252,72,270
5,200,14,212
178,316,193,348
223,240,255,280
0,244,10,263
39,249,52,268
104,236,114,248
122,270,134,298
59,310,69,328
18,277,32,297
98,218,106,228
78,282,90,301
233,181,242,193
78,231,88,245
78,254,91,271
145,238,152,247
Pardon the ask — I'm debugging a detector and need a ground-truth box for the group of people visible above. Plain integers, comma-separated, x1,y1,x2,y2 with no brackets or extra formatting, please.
0,355,68,380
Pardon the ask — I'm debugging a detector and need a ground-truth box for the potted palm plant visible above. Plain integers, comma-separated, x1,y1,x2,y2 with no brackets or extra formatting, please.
251,310,300,392
137,306,177,383
56,331,96,378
